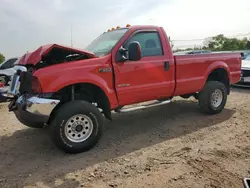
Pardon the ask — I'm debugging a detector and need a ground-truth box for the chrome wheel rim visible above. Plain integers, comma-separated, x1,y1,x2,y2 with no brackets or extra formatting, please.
64,114,93,143
211,89,223,108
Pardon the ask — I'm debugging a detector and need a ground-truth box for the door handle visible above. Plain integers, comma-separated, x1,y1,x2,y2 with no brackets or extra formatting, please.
164,61,170,71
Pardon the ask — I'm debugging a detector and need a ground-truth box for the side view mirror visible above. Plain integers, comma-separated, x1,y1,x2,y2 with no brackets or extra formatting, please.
128,42,142,61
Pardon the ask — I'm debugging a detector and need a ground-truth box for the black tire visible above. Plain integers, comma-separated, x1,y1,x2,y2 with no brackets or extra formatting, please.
49,100,103,153
198,81,227,114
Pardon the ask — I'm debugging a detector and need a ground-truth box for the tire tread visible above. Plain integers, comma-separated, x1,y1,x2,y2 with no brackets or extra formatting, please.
198,81,227,114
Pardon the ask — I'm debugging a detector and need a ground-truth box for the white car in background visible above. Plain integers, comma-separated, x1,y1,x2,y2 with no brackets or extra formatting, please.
0,57,19,102
0,57,18,85
235,55,250,86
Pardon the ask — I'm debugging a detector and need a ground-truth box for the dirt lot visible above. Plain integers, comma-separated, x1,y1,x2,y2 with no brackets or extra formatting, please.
0,87,250,188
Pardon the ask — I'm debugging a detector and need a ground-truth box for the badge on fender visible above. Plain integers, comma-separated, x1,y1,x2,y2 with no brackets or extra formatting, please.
99,68,112,73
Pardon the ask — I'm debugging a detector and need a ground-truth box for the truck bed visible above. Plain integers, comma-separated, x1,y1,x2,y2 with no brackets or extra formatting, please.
173,53,241,96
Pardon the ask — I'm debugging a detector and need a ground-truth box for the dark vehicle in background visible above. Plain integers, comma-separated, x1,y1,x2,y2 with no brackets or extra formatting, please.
0,57,18,70
174,50,211,55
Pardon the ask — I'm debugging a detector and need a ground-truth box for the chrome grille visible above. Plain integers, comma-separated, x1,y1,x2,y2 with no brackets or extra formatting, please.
8,66,27,95
8,73,20,95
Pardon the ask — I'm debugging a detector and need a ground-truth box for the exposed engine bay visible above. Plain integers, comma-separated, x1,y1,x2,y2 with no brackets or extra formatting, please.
35,47,93,70
15,44,96,72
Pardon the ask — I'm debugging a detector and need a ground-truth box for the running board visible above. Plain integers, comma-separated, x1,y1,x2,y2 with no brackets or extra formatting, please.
117,100,171,113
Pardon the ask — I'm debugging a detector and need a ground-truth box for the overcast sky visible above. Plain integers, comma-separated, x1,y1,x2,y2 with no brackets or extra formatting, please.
1,0,250,58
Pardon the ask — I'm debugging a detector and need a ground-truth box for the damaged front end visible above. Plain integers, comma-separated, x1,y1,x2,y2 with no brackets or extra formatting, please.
2,44,94,127
5,65,59,128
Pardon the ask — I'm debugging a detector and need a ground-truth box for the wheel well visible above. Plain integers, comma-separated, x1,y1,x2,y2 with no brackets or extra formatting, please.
207,68,230,94
49,83,111,121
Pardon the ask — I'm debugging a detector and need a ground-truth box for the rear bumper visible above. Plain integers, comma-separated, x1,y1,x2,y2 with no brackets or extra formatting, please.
11,95,60,127
233,69,250,87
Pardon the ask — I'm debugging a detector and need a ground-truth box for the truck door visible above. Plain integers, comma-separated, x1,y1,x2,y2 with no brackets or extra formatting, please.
113,29,175,106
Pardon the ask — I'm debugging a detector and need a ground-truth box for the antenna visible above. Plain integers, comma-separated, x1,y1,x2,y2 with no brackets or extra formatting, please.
71,24,73,47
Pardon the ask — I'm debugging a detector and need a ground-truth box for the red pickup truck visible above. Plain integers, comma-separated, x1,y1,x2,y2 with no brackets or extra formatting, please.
6,25,241,153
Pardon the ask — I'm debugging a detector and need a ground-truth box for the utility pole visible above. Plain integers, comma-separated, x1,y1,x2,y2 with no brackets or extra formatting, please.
71,24,73,47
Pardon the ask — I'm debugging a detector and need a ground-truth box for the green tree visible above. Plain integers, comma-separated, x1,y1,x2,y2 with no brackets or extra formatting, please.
203,34,249,51
206,34,227,51
0,53,5,64
246,40,250,49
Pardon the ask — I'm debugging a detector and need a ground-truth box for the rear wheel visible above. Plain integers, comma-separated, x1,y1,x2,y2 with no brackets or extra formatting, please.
49,100,103,153
198,81,227,114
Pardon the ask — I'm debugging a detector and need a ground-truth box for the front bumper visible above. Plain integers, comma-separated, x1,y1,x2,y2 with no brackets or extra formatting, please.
3,66,61,127
11,95,60,128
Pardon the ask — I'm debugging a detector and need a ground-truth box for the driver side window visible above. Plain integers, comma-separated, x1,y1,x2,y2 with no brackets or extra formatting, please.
125,32,163,57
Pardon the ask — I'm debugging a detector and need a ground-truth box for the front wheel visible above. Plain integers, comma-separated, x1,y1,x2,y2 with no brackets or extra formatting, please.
198,81,227,114
49,100,103,153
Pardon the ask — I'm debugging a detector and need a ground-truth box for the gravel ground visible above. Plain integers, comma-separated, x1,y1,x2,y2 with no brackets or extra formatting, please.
0,87,250,188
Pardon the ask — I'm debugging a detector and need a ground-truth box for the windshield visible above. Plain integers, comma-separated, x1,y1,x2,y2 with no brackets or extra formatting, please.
85,28,128,56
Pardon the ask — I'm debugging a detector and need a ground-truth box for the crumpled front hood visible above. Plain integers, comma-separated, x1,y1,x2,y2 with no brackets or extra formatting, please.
16,44,96,66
